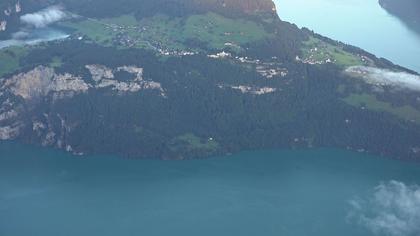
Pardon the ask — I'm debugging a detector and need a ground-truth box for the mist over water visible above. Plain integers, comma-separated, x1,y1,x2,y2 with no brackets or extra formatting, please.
349,181,420,236
275,0,420,73
345,66,420,91
0,27,69,49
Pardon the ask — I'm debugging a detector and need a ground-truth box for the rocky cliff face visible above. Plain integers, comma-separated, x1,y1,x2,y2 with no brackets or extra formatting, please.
0,64,165,152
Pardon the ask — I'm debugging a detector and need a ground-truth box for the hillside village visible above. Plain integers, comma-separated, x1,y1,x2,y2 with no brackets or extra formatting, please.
0,1,21,32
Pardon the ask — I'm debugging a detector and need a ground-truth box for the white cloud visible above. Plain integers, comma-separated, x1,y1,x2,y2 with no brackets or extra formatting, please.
346,66,420,92
20,6,67,28
349,181,420,236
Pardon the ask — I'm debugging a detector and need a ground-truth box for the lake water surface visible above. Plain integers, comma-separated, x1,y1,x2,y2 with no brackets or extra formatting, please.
1,142,420,236
0,27,69,49
275,0,420,73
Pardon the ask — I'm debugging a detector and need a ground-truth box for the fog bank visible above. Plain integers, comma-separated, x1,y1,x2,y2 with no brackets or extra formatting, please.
346,66,420,92
20,6,68,28
349,181,420,236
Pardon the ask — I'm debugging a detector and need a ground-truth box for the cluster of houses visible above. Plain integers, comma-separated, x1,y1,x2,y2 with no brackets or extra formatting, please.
295,47,335,65
1,1,21,32
208,51,231,58
101,22,198,56
217,84,277,95
3,1,21,16
0,21,6,31
79,19,290,79
255,65,288,79
208,51,288,79
158,49,196,57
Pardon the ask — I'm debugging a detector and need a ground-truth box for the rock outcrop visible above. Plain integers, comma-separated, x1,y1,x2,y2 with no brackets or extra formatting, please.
3,66,89,100
85,64,165,95
0,64,165,145
1,65,165,102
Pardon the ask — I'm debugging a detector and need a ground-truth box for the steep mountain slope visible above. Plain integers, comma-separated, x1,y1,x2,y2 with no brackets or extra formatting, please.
0,0,276,38
1,0,420,160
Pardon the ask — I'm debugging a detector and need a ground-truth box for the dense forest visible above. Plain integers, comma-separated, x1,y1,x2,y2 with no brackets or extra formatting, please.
1,0,420,160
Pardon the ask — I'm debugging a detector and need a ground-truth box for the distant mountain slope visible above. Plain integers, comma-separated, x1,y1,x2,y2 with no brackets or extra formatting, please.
0,0,277,39
379,0,420,33
49,0,276,18
1,0,420,160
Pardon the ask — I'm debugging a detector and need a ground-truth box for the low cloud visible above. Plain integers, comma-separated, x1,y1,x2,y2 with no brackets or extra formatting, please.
346,66,420,92
348,180,420,236
20,6,67,28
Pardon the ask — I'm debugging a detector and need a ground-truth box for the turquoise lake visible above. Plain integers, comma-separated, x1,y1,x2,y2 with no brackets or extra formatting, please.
1,142,420,236
275,0,420,73
2,1,420,235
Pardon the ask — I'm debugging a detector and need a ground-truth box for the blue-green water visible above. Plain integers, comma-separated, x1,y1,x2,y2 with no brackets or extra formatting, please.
275,0,420,73
1,142,420,236
0,27,69,49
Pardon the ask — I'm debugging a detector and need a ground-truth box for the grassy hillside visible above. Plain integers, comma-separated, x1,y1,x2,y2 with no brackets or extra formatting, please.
0,46,28,77
343,93,420,124
60,13,273,52
300,37,363,67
